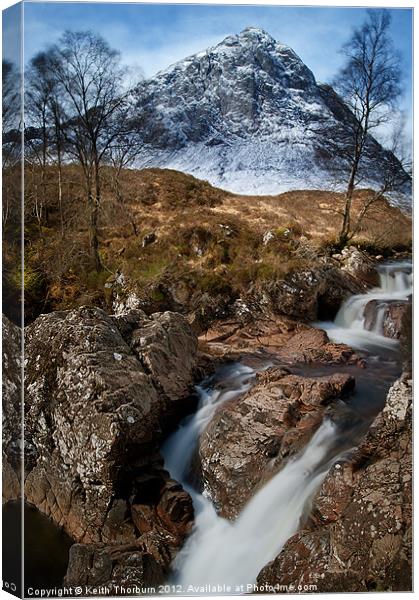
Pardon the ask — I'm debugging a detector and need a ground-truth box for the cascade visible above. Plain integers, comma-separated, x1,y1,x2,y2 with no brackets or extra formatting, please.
161,261,411,593
320,261,412,352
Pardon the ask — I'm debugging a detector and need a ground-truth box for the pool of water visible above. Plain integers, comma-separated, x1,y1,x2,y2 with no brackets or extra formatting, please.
2,502,73,593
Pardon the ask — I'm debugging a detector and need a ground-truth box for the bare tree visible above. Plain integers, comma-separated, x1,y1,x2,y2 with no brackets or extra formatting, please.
2,60,21,225
107,115,143,204
2,60,20,144
331,10,408,247
25,52,56,229
50,30,129,271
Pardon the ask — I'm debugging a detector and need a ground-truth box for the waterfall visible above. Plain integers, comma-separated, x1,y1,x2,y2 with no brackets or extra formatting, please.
161,366,341,594
173,420,338,591
318,261,412,353
161,260,411,594
162,363,257,484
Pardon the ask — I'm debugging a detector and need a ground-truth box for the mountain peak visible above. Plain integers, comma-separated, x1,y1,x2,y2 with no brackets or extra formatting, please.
133,29,410,204
238,26,275,41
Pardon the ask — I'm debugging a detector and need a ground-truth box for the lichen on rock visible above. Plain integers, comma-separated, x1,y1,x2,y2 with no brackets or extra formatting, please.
257,376,412,592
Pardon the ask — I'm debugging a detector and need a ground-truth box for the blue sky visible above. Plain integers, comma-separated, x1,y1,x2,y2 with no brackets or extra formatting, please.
3,2,413,142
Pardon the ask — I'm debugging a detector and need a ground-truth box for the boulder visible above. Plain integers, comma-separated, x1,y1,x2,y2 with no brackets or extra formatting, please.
339,246,379,286
364,299,408,339
200,316,363,367
23,307,198,544
199,367,355,518
64,478,194,592
64,541,166,593
2,315,22,502
257,376,412,592
258,265,367,322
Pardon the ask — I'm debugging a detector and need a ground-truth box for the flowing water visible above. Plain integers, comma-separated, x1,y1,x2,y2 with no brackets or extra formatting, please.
317,261,412,354
10,262,410,592
161,260,412,594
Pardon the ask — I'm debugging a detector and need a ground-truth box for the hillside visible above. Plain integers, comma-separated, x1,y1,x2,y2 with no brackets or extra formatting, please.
3,165,411,325
132,27,410,202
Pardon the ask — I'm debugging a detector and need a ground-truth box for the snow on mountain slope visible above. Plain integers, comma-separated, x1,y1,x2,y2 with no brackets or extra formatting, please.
132,27,411,203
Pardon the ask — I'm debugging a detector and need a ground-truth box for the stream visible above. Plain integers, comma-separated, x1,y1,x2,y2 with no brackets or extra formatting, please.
161,260,412,593
10,260,411,593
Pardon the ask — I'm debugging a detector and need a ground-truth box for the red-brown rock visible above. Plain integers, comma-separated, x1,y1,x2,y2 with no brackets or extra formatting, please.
257,376,412,592
199,367,355,519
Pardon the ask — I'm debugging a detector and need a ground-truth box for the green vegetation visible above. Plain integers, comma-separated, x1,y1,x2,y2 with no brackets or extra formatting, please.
2,164,410,324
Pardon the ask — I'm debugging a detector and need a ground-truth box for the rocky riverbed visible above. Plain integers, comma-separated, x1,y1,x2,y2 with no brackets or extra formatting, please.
2,249,412,593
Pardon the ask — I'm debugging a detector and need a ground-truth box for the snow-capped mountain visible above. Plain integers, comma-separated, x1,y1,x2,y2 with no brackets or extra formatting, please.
133,27,410,201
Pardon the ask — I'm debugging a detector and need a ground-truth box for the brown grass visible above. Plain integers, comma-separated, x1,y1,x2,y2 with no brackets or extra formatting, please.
4,164,410,318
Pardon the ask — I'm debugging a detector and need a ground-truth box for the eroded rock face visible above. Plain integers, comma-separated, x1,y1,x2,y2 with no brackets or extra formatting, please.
364,299,408,339
2,315,22,501
200,315,363,367
257,376,412,592
199,367,355,518
23,307,197,546
260,265,366,322
65,478,194,592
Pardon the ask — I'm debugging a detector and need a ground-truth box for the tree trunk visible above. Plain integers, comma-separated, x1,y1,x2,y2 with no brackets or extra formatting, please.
91,160,102,272
57,150,64,238
338,146,362,248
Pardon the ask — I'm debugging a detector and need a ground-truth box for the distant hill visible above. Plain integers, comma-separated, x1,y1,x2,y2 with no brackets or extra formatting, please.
131,27,411,208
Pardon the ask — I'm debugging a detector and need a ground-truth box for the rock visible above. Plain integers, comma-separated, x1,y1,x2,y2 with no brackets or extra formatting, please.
381,302,407,340
340,246,379,286
64,541,166,592
257,265,366,322
200,316,363,367
277,326,364,366
2,315,22,502
262,230,275,245
257,376,412,592
109,259,368,338
199,367,355,518
364,299,408,339
123,311,198,407
142,232,157,248
156,480,194,538
400,297,412,374
64,479,194,591
131,479,194,540
23,307,198,544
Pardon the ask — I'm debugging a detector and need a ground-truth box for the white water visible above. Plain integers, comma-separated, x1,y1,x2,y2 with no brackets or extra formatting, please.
161,260,411,593
174,421,338,590
317,261,412,353
162,363,257,484
161,364,341,593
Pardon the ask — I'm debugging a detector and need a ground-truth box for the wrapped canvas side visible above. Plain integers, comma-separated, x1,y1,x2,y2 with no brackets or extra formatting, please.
2,2,24,598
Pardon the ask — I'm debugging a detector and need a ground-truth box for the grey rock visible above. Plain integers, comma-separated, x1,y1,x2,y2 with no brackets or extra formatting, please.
23,306,198,544
2,315,22,501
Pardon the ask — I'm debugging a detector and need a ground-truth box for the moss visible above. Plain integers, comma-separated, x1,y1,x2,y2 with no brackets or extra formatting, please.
5,261,50,324
84,269,109,290
150,288,167,302
137,257,170,281
196,272,232,295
